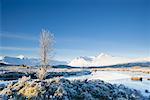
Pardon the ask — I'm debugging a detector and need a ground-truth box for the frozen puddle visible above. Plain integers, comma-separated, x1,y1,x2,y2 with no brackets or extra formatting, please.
66,71,150,97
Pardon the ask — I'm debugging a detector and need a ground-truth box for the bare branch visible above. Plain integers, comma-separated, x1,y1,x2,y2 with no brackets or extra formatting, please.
40,29,54,66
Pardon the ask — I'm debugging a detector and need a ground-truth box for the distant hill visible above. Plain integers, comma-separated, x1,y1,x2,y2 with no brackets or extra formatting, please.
0,54,149,68
0,55,67,66
0,62,9,66
85,62,150,68
45,62,150,68
51,65,72,68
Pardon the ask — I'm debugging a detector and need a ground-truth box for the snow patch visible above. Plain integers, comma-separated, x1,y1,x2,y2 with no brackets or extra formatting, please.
16,55,25,59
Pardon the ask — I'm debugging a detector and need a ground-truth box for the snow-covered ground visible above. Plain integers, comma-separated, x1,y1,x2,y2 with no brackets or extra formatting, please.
0,70,149,97
66,71,150,97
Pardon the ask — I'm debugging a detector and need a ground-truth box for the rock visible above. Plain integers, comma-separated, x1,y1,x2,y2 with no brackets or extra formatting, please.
0,84,6,91
147,78,150,80
131,77,142,81
54,86,67,96
145,89,149,93
0,88,13,96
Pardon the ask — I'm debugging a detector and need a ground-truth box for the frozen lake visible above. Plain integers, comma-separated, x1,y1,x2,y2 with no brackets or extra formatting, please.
66,71,150,97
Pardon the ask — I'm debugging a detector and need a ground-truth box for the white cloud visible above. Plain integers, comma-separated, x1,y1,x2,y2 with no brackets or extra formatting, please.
0,46,37,51
0,32,37,41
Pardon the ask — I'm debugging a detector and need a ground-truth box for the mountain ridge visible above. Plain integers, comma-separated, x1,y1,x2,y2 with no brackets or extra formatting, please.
0,55,67,66
68,53,150,67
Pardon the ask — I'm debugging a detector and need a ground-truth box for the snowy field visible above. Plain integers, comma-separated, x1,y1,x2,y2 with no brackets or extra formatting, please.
0,67,150,97
66,71,150,97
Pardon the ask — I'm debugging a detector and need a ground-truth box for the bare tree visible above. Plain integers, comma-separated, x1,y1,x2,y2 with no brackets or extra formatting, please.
37,29,54,80
40,29,54,66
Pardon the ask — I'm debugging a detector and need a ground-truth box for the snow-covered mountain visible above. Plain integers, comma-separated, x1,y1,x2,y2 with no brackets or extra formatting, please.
0,55,67,66
68,56,93,67
68,53,150,67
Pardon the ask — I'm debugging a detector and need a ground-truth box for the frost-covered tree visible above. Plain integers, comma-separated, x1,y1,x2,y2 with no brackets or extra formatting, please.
40,29,54,66
38,29,54,80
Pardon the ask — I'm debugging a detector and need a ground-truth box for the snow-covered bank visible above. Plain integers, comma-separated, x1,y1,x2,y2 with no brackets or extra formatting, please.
66,71,150,97
0,68,149,98
0,77,145,100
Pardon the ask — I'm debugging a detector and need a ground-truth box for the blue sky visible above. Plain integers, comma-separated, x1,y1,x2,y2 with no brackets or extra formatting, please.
0,0,150,61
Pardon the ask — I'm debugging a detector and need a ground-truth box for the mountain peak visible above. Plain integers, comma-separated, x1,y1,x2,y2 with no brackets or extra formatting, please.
17,55,25,59
76,56,92,61
96,53,111,58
